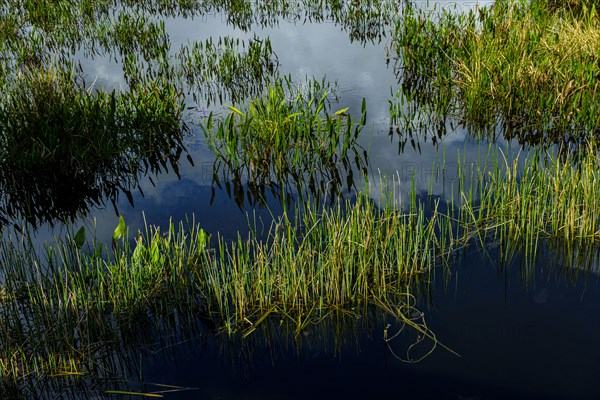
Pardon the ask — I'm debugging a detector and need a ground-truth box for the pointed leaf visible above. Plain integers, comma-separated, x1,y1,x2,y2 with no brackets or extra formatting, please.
73,226,86,249
226,105,245,117
113,215,126,241
124,190,134,207
334,107,349,116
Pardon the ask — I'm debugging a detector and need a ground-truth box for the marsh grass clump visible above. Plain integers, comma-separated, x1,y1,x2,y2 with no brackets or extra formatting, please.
0,64,189,226
203,194,452,334
452,141,600,263
0,189,455,387
202,77,368,205
0,219,207,385
392,0,600,140
2,143,600,392
546,0,600,15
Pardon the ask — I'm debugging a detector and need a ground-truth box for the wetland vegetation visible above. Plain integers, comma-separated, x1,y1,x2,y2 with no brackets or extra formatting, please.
390,0,600,141
1,0,599,398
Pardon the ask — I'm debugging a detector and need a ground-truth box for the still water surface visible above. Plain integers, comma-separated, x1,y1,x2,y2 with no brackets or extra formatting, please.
136,247,600,399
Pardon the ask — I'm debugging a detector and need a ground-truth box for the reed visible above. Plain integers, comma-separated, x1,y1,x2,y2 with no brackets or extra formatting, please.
391,0,600,139
2,141,600,392
461,142,600,255
0,186,455,386
201,76,368,200
202,192,454,333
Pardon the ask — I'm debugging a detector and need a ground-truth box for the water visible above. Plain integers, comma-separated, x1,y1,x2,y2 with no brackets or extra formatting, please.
136,246,600,400
1,1,598,399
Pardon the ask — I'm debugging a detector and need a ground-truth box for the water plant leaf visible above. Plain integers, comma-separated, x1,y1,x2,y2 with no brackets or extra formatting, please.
150,240,160,265
113,215,126,241
225,105,245,117
196,228,208,250
334,107,349,116
73,226,86,249
93,243,104,259
283,112,302,123
132,234,146,264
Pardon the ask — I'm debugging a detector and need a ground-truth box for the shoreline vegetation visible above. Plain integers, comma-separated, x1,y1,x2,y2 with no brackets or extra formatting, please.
1,0,600,397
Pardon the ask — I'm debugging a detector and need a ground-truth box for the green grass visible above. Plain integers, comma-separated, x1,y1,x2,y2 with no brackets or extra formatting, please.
458,142,600,262
2,0,600,396
391,0,600,139
202,76,369,207
178,35,278,106
0,187,456,386
0,63,188,226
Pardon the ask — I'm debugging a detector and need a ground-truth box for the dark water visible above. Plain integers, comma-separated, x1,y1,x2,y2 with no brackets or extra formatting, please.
2,1,599,399
135,245,600,400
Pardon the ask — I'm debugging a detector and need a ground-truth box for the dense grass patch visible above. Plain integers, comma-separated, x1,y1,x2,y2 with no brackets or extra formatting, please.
0,192,452,386
392,0,600,140
0,64,188,226
459,142,600,261
202,76,368,207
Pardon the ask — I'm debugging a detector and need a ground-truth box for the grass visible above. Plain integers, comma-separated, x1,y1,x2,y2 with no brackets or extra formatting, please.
0,0,293,227
458,141,600,262
202,75,369,208
390,0,600,140
0,190,453,393
2,0,600,396
0,63,188,227
178,35,278,106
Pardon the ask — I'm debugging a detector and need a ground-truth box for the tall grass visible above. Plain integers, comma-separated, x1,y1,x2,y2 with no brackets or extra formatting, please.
178,35,278,106
202,76,368,208
204,193,453,334
0,187,455,386
460,142,600,260
391,0,600,139
0,64,188,226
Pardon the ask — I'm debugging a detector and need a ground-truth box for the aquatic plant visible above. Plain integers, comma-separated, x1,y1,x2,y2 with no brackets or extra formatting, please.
202,76,369,208
0,184,455,392
2,139,600,395
0,0,279,227
0,64,189,227
390,0,600,140
178,35,279,106
457,141,600,261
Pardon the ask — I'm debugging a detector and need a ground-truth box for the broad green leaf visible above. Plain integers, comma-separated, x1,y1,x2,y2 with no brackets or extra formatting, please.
73,226,85,249
197,228,208,250
132,235,146,263
113,215,126,241
150,240,160,264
